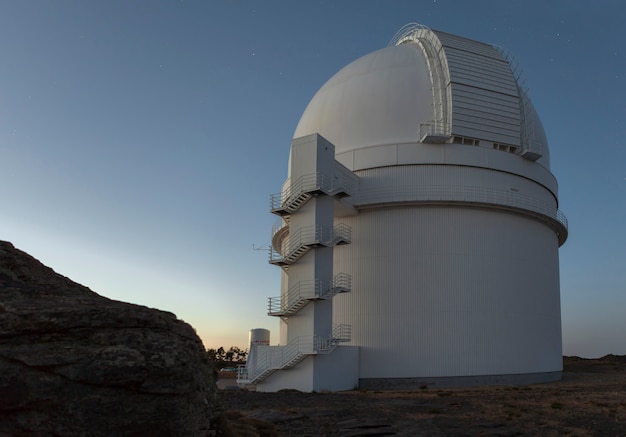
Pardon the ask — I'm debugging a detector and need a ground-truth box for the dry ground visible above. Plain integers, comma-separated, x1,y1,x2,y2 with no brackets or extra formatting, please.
217,356,626,436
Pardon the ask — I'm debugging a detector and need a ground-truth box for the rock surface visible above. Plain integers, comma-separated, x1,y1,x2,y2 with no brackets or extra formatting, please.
0,241,218,436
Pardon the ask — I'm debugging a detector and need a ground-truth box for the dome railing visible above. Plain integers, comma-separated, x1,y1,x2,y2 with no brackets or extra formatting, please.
419,121,451,143
387,23,452,144
388,22,431,47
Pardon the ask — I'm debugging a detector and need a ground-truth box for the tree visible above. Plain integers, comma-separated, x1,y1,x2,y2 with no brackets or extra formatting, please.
206,346,248,367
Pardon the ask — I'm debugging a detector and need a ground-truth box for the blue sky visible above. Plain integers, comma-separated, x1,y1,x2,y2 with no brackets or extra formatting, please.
0,1,624,358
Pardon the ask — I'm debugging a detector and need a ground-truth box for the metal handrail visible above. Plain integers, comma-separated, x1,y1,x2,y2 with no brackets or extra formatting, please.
332,223,352,243
556,209,568,230
333,323,352,342
270,171,356,212
270,173,321,211
240,324,353,383
493,44,527,93
269,223,352,264
272,218,288,237
236,363,248,382
267,273,352,315
332,272,352,291
267,279,324,315
268,224,328,263
388,22,430,47
419,121,451,142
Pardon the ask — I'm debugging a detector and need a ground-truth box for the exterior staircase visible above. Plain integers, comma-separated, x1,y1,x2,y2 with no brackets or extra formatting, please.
240,160,360,389
269,224,352,266
237,324,352,385
267,273,352,317
270,171,354,216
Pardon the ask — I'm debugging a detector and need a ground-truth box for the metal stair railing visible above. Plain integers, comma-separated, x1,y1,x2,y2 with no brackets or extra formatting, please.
419,120,451,143
315,324,353,353
269,223,352,265
329,273,352,295
332,223,352,245
270,173,320,215
267,273,352,317
239,336,315,384
267,280,321,316
239,327,352,384
315,273,352,300
334,162,359,197
271,218,290,253
333,323,352,342
268,225,323,265
272,218,289,237
270,172,357,216
236,364,248,382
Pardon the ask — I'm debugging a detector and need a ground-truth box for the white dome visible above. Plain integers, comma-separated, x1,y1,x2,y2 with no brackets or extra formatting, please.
294,44,433,154
293,26,550,169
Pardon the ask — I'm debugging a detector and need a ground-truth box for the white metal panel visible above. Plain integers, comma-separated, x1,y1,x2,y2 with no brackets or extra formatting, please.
312,346,360,391
452,103,520,127
333,206,562,379
446,50,519,96
335,143,559,197
353,164,558,219
450,85,521,146
257,355,315,392
431,30,523,147
353,144,397,169
452,88,520,115
293,44,433,155
434,30,503,59
397,142,444,164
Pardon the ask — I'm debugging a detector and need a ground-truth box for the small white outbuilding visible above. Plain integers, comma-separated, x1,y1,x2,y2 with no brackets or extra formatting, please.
239,24,568,392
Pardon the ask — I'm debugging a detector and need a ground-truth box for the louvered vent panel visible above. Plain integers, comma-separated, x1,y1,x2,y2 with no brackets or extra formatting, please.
433,30,522,147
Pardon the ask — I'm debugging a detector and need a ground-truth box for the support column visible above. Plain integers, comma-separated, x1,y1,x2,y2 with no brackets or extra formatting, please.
280,134,336,345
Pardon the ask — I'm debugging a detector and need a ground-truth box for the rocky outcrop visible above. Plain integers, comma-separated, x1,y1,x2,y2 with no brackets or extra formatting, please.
0,241,218,436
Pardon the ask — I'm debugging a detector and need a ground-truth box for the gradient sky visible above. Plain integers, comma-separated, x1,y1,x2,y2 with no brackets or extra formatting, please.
1,1,624,358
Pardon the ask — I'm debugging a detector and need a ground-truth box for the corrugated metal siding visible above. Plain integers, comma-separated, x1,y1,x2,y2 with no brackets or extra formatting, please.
433,30,522,146
451,84,520,144
333,206,562,379
446,50,518,96
435,31,503,60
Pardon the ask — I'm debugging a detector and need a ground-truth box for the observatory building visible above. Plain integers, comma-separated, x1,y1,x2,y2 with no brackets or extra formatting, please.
239,24,568,392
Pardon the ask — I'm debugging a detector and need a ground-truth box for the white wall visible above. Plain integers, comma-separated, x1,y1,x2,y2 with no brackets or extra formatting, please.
257,347,359,392
333,205,562,379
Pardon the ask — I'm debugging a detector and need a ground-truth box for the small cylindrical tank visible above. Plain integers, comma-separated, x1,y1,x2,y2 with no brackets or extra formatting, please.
249,328,270,346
